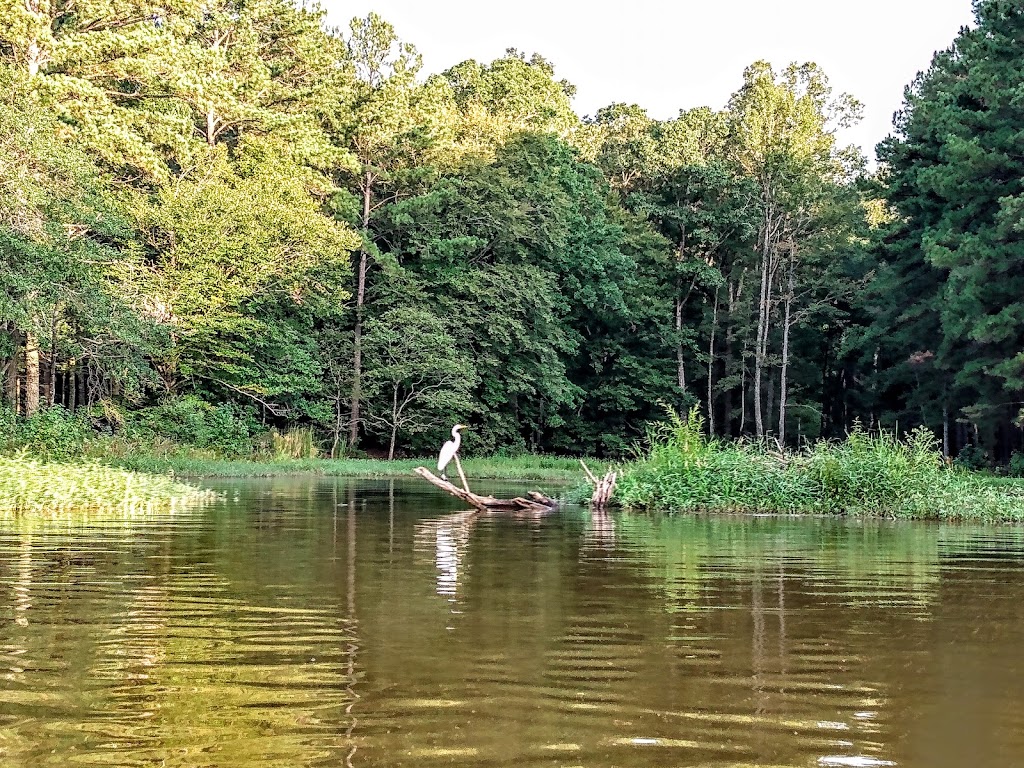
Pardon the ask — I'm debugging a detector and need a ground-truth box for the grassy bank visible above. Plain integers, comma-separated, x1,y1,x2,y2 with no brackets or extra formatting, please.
616,409,1024,522
97,452,588,482
0,454,216,516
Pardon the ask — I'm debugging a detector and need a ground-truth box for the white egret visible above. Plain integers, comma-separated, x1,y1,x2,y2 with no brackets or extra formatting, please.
437,424,468,481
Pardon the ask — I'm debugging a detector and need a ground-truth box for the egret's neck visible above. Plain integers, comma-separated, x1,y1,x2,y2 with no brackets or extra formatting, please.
451,427,462,448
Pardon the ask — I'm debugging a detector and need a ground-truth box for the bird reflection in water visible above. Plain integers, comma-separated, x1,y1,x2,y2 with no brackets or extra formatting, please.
414,511,477,603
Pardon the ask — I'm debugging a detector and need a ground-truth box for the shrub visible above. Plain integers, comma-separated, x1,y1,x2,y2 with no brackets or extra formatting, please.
1009,452,1024,478
125,396,256,456
616,407,1024,520
11,406,91,460
954,444,988,471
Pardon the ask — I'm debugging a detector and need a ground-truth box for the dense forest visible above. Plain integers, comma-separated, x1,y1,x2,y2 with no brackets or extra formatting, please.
0,0,1022,464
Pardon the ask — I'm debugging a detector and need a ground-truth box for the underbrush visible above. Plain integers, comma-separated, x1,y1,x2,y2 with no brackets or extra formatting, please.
616,408,1024,521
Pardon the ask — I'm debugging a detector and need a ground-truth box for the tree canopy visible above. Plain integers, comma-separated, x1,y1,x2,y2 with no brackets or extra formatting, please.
2,0,1022,465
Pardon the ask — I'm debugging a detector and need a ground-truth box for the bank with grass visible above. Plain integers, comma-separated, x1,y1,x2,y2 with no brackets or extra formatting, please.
614,409,1024,522
100,452,586,482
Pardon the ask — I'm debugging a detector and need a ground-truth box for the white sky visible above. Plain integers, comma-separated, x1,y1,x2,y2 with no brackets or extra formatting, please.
324,0,975,161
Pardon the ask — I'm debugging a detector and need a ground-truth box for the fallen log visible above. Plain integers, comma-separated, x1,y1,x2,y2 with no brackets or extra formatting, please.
414,467,558,513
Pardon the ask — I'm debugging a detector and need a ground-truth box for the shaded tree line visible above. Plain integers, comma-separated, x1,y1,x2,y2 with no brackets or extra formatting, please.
0,0,1021,463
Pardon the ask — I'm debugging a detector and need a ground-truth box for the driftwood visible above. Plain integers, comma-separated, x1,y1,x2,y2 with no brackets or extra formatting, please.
414,466,559,513
580,459,617,508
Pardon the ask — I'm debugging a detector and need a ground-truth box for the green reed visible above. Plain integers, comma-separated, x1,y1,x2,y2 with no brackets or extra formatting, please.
0,453,217,516
616,408,1024,521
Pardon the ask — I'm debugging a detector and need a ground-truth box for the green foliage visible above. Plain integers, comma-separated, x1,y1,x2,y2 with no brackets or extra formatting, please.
1009,452,1024,478
125,396,257,456
954,445,989,472
2,0,1021,469
871,0,1024,458
11,406,91,459
618,407,1024,520
362,307,477,458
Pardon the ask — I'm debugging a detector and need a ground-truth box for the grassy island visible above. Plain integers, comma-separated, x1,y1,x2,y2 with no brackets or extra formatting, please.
614,410,1024,522
0,455,216,516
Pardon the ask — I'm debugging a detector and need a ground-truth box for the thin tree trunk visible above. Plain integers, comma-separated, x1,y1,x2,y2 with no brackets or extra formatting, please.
5,325,20,413
67,360,76,412
24,0,46,76
331,394,343,459
676,230,688,397
723,283,736,436
778,253,796,446
388,385,399,461
45,311,58,407
675,295,686,394
24,332,39,417
942,406,950,459
76,360,86,411
206,106,218,146
349,170,373,450
740,362,748,434
707,286,719,435
754,222,771,438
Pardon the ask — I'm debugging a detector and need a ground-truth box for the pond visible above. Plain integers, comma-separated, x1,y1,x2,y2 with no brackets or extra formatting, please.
1,477,1023,767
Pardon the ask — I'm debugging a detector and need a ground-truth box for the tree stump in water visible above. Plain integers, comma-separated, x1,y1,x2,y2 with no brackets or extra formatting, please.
580,460,617,508
413,467,559,513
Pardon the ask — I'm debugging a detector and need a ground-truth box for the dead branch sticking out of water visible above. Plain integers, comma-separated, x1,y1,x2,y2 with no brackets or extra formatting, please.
413,467,559,513
580,460,617,508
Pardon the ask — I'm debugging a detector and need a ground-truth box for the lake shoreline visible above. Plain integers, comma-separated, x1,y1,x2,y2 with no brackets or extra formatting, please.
95,453,592,483
8,448,1024,522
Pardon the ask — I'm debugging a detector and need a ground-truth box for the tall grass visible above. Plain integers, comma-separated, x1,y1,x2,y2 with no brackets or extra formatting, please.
0,454,217,516
267,427,319,459
616,408,1024,521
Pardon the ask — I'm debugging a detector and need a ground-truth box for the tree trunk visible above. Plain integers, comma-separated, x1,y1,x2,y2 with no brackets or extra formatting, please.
76,360,86,410
675,230,688,397
675,295,686,394
331,394,343,459
754,225,771,438
778,254,796,446
707,286,719,435
388,385,399,461
348,170,373,450
67,360,76,412
205,106,218,146
740,363,748,434
942,406,950,459
5,325,20,412
24,332,40,417
27,41,42,76
44,313,57,407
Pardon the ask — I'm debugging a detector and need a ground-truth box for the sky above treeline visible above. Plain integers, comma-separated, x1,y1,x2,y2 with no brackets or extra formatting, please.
326,0,975,161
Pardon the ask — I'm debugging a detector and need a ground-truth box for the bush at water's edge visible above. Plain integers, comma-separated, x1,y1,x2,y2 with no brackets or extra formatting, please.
615,408,1024,521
